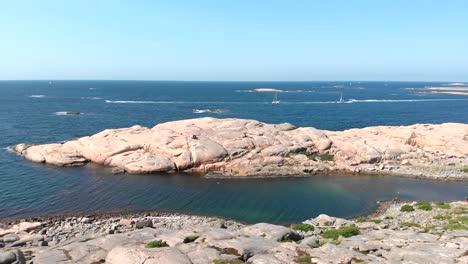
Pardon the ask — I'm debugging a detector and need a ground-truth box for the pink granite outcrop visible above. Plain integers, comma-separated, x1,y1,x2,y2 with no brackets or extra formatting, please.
13,118,468,179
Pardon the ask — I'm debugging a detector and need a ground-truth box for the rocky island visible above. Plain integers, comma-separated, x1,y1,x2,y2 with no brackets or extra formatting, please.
13,118,468,180
1,201,467,263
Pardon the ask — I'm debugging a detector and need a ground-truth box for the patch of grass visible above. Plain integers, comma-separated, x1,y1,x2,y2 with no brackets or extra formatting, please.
294,256,312,264
452,207,468,215
444,223,468,231
400,204,415,212
183,235,199,243
354,218,381,224
400,222,422,228
433,214,452,221
423,225,437,233
213,259,244,264
319,153,334,161
461,166,468,173
448,216,468,225
322,226,360,240
415,201,432,211
435,202,451,209
145,240,169,248
323,221,333,226
307,155,317,161
292,223,314,232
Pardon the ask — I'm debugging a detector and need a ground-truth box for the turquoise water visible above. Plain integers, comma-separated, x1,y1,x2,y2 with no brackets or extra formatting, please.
0,81,467,223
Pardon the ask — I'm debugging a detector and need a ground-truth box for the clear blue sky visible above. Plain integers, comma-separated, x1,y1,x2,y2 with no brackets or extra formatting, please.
1,0,467,81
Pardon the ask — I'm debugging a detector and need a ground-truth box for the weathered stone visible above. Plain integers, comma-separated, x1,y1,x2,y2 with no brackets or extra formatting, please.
13,118,468,179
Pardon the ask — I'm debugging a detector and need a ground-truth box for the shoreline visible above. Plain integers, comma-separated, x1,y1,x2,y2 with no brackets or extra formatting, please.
1,200,467,263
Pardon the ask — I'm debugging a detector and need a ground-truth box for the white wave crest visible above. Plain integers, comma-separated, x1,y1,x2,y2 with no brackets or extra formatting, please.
3,146,14,153
193,109,224,114
29,95,46,98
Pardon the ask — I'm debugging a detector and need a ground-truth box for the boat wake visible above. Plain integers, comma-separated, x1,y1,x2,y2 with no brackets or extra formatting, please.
286,98,468,104
345,98,468,103
81,97,102,100
29,95,46,98
105,100,185,104
54,112,81,116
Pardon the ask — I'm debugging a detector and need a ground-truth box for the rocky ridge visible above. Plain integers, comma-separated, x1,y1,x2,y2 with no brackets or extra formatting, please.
13,118,468,179
1,201,467,263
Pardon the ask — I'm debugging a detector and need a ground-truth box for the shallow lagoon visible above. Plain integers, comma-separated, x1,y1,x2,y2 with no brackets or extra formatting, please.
1,160,467,223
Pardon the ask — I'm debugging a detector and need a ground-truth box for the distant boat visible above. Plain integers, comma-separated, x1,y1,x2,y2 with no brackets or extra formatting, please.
338,93,345,103
272,92,280,104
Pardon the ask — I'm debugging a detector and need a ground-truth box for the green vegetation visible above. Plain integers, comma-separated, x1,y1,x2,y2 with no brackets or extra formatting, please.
145,240,169,248
323,221,333,226
461,166,468,173
292,223,314,232
452,207,468,215
435,202,450,209
433,214,452,221
400,222,422,228
354,218,381,224
306,153,335,162
415,201,432,211
400,204,415,212
423,225,437,233
213,259,243,264
322,226,360,240
183,235,200,243
319,153,334,161
444,223,468,231
294,256,312,264
448,216,468,225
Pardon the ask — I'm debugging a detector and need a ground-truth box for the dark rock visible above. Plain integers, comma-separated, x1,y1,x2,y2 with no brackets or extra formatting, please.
37,241,48,247
283,231,303,242
10,240,26,248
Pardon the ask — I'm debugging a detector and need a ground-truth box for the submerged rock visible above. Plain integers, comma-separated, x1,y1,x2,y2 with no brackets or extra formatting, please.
12,118,468,179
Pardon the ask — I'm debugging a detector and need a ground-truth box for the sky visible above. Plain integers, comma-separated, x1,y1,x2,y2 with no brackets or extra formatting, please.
0,0,467,81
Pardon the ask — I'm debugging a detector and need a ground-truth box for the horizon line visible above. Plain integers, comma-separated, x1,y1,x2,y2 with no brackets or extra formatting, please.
0,79,466,83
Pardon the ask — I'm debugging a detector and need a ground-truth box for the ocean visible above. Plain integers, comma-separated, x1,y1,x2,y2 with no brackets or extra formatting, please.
0,80,467,223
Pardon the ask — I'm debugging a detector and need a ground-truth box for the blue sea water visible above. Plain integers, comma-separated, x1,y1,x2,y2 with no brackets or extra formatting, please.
0,81,467,223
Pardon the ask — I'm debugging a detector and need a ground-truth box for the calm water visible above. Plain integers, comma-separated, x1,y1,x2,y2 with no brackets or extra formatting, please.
0,81,467,223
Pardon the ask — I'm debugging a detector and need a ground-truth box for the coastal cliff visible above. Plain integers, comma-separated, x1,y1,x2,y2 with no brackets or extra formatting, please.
13,118,468,179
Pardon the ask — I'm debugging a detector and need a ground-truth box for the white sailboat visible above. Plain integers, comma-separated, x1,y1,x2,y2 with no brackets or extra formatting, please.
338,93,345,103
272,92,280,104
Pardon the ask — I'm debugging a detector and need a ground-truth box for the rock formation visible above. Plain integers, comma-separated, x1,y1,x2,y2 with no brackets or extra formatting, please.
1,201,467,263
13,118,468,179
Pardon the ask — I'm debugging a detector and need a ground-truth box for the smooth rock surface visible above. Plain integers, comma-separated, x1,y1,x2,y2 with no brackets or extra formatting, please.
14,118,468,179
